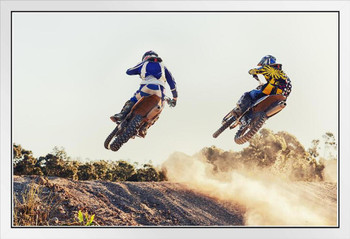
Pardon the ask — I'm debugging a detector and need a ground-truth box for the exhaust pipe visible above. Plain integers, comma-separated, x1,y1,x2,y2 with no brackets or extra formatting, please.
266,102,286,117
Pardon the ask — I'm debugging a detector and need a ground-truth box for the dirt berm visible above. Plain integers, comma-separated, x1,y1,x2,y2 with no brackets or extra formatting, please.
13,175,337,226
13,175,245,226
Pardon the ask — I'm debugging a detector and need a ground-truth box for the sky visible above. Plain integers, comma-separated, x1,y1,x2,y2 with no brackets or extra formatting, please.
12,12,338,166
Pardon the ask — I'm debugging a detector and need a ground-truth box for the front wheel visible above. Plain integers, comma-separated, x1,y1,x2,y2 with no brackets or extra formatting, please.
110,114,143,152
104,126,120,149
234,112,267,144
213,117,236,138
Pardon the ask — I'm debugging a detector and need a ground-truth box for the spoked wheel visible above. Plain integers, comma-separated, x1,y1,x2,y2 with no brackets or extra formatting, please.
234,112,267,144
110,115,143,152
213,117,236,138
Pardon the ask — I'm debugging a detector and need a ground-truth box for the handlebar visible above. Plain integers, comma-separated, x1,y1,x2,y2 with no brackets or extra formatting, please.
164,96,171,104
164,96,176,107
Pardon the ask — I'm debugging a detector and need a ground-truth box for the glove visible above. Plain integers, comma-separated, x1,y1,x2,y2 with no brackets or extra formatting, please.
168,98,177,107
248,69,255,75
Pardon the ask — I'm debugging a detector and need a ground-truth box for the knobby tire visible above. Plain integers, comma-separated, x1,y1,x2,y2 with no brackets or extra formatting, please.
104,127,118,149
110,115,143,152
234,112,267,144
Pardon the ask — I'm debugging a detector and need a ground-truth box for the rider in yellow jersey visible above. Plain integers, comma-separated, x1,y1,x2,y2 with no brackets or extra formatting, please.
232,55,292,118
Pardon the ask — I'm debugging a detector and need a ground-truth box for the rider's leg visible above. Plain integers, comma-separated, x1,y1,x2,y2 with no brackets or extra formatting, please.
110,99,137,123
232,87,268,118
249,89,265,101
232,92,253,118
110,84,164,124
231,89,267,120
109,85,145,123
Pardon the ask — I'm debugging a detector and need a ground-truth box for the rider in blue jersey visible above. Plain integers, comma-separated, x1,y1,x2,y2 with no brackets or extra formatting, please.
110,51,178,123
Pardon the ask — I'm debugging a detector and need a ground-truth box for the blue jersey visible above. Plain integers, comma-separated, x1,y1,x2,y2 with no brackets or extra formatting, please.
126,60,178,98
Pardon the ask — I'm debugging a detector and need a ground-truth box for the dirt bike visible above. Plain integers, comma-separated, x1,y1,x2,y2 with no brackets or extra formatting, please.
104,95,171,152
213,91,287,144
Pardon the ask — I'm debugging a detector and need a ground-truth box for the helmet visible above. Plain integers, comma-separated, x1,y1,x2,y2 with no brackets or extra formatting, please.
257,55,276,66
142,50,159,61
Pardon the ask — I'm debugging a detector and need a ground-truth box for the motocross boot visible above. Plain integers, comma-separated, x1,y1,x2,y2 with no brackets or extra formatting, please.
110,100,135,123
232,92,252,118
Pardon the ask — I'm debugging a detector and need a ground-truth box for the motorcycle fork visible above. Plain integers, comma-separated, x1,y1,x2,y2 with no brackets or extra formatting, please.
222,110,234,123
240,111,252,127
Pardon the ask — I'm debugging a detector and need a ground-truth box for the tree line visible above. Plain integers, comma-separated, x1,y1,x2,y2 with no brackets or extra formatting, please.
201,129,337,181
13,145,166,182
13,129,337,182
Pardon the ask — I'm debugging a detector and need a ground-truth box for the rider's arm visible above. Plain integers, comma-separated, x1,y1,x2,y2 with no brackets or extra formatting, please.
248,67,264,75
126,62,144,75
165,66,178,99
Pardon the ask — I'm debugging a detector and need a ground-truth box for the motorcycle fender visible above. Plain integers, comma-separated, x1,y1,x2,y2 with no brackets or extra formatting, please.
265,102,286,117
253,94,286,113
146,105,162,121
132,95,162,117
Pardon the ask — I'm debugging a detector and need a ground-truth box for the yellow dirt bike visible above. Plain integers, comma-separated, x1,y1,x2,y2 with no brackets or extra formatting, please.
105,95,171,152
213,93,287,144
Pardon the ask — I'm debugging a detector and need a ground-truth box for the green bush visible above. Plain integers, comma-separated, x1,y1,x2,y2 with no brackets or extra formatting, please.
128,164,164,182
13,144,165,182
13,145,43,176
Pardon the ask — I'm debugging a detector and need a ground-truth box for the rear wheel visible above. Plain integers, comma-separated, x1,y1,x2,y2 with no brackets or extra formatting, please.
213,117,236,138
234,112,266,144
110,114,143,152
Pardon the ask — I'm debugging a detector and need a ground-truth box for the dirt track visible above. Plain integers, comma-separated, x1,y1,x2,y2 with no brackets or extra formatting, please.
13,175,337,226
13,175,245,226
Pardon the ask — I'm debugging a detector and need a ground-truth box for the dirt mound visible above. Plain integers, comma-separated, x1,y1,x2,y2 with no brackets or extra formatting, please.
13,175,245,226
13,174,337,226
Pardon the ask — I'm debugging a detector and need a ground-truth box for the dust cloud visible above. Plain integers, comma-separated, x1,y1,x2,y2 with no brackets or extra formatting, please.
323,159,337,182
162,151,337,226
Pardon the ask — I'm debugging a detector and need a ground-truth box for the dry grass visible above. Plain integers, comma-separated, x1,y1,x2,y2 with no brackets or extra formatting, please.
13,183,61,226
